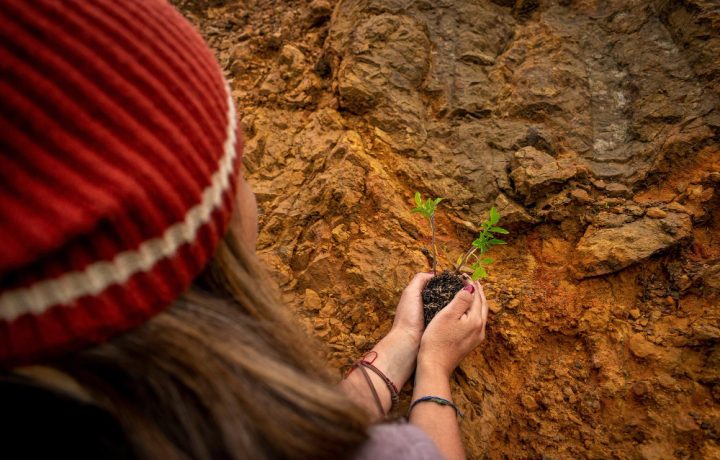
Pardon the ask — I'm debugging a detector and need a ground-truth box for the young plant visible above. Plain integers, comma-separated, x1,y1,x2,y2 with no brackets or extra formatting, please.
411,192,508,281
453,206,508,281
411,192,509,325
411,192,442,274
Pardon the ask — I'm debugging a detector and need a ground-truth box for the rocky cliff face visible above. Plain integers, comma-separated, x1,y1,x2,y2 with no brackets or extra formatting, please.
176,0,720,457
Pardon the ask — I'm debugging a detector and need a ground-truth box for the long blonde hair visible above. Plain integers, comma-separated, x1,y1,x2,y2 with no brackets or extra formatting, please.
23,229,369,459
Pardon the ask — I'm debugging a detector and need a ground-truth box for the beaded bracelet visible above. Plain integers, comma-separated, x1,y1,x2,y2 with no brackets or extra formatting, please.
408,396,464,418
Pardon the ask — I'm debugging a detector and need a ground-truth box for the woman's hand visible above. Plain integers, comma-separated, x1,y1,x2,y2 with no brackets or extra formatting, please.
417,279,488,378
390,272,434,345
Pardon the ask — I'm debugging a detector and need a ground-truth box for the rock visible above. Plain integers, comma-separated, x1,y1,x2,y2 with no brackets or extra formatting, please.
303,289,323,312
520,394,539,411
628,333,660,359
278,44,306,78
306,0,332,27
569,188,592,203
645,207,667,219
673,413,700,434
574,213,693,277
493,193,537,227
331,224,350,243
632,381,649,397
333,13,430,150
629,308,642,319
509,147,580,204
702,261,720,292
605,183,631,197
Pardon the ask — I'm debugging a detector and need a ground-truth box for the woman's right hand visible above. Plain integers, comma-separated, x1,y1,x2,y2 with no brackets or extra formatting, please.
417,279,488,378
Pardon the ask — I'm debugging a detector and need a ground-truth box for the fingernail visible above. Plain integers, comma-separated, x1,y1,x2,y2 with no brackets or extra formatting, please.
463,284,475,294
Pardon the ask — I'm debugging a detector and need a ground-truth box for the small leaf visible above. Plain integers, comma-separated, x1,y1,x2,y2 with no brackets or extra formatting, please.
414,191,422,207
456,256,463,266
471,265,487,280
434,197,443,206
489,226,509,234
411,207,423,214
481,257,494,264
488,238,506,245
472,239,487,250
489,207,500,225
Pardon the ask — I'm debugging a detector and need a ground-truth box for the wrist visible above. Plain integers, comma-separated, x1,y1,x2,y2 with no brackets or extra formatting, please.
371,330,420,390
389,325,422,349
416,354,453,380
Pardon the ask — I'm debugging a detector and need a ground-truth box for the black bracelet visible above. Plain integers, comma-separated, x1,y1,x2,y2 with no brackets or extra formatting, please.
408,396,464,418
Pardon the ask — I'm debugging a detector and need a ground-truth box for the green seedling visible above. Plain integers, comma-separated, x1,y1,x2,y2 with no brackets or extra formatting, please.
411,192,508,281
411,191,442,274
454,206,507,280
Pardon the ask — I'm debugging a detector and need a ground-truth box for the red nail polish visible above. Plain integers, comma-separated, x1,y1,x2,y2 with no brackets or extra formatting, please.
463,284,475,294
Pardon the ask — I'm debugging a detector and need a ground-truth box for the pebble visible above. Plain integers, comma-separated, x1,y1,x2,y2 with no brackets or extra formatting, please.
632,381,649,397
646,207,667,219
303,289,323,312
605,183,631,197
520,394,539,411
570,188,592,203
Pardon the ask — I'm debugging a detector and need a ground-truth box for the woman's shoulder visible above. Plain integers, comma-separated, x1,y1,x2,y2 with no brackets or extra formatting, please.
353,422,444,460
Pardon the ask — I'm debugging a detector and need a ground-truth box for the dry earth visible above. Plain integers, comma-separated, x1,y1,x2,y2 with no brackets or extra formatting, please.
174,0,720,458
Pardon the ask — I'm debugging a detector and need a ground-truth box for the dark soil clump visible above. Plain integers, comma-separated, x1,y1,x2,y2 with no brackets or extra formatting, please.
421,271,465,325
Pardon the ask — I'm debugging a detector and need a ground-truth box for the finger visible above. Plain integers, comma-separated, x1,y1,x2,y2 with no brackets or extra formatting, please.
441,284,475,319
479,283,488,326
405,272,435,294
467,281,483,321
479,283,488,340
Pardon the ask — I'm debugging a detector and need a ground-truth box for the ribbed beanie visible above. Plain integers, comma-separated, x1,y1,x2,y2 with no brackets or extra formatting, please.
0,0,242,366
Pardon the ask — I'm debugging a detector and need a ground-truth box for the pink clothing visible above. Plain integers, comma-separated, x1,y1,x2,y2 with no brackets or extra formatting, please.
355,423,445,459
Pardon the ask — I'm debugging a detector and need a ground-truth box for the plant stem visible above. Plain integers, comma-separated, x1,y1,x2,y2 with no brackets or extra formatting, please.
430,214,438,274
454,247,476,274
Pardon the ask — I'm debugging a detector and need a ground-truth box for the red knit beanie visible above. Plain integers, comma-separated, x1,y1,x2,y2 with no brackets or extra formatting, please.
0,0,242,366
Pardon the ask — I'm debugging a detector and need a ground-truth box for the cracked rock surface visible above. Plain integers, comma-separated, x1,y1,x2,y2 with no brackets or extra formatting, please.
176,0,720,457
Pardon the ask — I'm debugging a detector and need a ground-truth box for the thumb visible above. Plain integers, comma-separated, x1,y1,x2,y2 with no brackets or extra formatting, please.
439,284,474,318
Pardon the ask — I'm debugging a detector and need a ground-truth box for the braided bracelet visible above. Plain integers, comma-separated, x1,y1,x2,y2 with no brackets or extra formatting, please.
408,396,464,418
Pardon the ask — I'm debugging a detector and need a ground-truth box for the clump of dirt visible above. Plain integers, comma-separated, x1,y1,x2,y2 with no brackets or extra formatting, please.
421,271,465,325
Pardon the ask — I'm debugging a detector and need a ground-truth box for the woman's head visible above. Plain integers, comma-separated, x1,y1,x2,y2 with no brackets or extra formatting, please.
0,0,241,365
0,1,368,457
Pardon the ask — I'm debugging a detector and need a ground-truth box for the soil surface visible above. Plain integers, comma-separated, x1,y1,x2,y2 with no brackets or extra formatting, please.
422,271,467,325
174,0,720,458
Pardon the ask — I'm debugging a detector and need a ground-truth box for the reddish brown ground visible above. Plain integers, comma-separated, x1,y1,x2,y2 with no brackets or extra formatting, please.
175,1,720,458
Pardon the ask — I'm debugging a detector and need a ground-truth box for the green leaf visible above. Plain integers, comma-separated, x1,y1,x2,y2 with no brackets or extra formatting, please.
411,206,423,214
481,257,494,264
489,207,500,225
472,238,487,250
471,265,487,280
434,197,443,205
489,226,509,234
414,191,422,207
488,238,506,245
456,256,463,266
